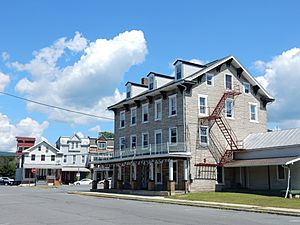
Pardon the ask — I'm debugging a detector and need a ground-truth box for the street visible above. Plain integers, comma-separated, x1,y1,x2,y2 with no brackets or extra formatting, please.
0,186,299,225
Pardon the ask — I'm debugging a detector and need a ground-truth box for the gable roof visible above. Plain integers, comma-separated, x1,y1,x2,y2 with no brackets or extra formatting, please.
125,81,148,88
23,140,62,155
147,72,175,80
244,128,300,150
173,59,206,68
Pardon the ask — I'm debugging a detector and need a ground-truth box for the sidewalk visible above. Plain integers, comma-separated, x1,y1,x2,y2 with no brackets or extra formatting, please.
68,191,300,217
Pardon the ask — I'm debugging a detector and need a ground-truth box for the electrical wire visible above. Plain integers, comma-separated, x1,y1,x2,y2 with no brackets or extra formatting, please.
0,91,114,120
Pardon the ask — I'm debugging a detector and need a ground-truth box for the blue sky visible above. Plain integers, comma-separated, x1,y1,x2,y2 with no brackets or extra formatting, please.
0,0,300,151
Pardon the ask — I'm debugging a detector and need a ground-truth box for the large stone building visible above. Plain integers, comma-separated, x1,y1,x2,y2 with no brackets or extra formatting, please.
93,55,275,193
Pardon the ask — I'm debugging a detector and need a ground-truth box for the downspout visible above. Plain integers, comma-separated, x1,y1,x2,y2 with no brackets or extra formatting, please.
284,164,291,198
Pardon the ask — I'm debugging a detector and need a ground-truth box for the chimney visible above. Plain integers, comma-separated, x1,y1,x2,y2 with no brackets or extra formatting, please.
141,78,148,86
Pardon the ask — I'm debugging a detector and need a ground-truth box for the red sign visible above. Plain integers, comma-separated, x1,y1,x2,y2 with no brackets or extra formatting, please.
31,168,37,173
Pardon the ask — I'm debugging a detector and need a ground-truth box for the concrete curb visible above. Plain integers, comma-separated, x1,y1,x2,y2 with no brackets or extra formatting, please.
68,191,300,217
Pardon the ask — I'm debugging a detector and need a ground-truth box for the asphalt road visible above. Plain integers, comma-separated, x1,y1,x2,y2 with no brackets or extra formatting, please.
0,186,300,225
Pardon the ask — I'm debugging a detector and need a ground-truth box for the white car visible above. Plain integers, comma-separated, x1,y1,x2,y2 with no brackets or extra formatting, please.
74,178,93,185
98,177,112,184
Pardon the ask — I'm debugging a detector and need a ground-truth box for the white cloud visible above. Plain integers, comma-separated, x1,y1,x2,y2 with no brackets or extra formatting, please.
254,48,300,128
0,72,10,91
0,113,49,152
1,52,10,61
12,30,147,124
89,125,101,133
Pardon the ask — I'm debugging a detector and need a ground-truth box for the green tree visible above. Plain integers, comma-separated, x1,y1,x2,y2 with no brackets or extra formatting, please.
100,131,114,138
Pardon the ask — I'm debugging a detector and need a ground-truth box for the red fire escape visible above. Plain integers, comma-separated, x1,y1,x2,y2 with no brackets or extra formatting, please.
196,86,243,166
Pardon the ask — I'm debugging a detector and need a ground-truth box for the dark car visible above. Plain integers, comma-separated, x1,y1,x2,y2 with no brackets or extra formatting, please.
0,177,14,185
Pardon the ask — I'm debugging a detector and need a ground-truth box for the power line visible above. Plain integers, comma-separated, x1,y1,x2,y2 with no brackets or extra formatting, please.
0,91,114,121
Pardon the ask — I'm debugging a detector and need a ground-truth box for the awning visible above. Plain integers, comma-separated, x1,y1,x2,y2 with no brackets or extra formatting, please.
62,167,90,172
24,164,62,169
224,157,300,167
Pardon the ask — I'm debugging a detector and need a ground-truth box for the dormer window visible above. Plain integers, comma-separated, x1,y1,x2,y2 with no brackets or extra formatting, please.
126,85,131,99
176,63,182,80
149,76,154,90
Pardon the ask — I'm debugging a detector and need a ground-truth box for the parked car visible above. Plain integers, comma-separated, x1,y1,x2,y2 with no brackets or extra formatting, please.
98,177,112,184
0,177,14,185
74,178,93,185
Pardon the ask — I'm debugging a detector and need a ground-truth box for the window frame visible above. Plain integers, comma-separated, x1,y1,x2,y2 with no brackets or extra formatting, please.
31,154,35,161
41,154,45,161
130,135,137,150
154,99,162,121
176,63,182,80
148,75,154,90
154,129,162,153
206,73,214,86
199,126,209,146
142,103,149,123
249,102,258,122
224,74,233,90
225,98,234,119
119,137,126,151
169,127,178,146
277,165,286,181
130,107,137,126
198,94,208,116
119,110,125,128
142,132,149,149
243,82,250,94
98,142,106,150
168,94,177,117
51,155,55,162
126,84,131,99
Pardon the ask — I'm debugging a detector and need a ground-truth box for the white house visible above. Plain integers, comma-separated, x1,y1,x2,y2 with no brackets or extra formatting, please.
21,140,63,185
56,133,90,184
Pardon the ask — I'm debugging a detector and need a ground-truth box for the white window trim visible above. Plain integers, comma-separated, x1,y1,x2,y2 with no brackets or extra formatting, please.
168,94,177,117
154,129,162,152
169,127,178,146
119,137,125,151
199,126,209,146
206,73,214,86
126,84,131,99
176,63,182,80
224,74,233,90
243,82,250,94
155,162,163,184
142,132,149,149
276,165,286,181
198,94,208,117
154,99,162,121
249,102,259,123
148,75,155,90
142,103,149,123
225,98,235,119
119,110,125,129
130,107,137,126
130,135,137,150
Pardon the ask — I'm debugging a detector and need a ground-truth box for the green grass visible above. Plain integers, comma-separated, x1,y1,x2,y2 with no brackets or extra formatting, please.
168,192,300,209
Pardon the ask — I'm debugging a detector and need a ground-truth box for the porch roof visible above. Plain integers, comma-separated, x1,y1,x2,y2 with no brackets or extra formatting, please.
23,164,62,169
224,156,300,167
61,167,90,172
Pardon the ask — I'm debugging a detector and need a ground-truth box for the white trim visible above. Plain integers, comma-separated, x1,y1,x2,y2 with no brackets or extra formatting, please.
169,127,178,146
199,126,209,146
142,103,149,123
119,110,125,128
168,94,177,117
224,73,233,90
249,102,258,123
142,132,149,149
276,165,286,181
154,129,162,153
155,162,163,184
198,94,208,116
206,73,214,86
243,82,250,94
130,135,137,150
154,99,162,121
130,107,137,126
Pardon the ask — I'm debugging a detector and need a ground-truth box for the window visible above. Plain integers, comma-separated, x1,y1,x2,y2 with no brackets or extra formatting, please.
126,85,131,99
199,126,209,146
98,142,106,150
120,110,125,128
155,163,162,184
63,155,67,163
155,99,162,121
155,130,162,153
75,142,79,148
73,155,76,164
142,133,149,149
277,165,285,180
71,143,74,149
130,135,137,150
82,155,85,163
31,154,35,161
149,76,154,90
243,82,250,94
169,94,177,116
206,73,214,86
176,63,182,80
169,127,177,145
41,155,45,161
51,155,55,162
142,103,149,123
131,107,137,126
119,137,125,151
225,74,232,90
38,146,41,151
249,103,258,122
225,98,234,118
198,95,207,115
